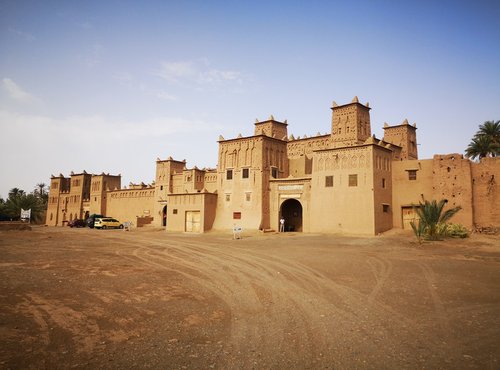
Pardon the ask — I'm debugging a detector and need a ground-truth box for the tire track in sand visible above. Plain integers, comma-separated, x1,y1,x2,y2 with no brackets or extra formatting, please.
99,232,445,368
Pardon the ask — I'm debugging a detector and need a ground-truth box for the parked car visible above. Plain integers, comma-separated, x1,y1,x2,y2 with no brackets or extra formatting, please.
94,217,124,229
68,219,86,228
86,214,104,228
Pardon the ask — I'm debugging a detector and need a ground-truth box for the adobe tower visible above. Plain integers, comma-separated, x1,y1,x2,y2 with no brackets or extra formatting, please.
331,96,371,147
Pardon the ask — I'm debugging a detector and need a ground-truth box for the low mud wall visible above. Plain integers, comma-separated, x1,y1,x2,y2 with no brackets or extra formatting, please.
0,222,32,231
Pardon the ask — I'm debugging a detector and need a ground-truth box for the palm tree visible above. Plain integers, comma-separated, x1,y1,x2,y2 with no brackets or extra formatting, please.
410,217,426,244
8,188,25,198
466,120,500,159
465,135,498,159
3,193,46,223
0,198,7,221
35,183,46,197
34,183,49,204
411,199,462,241
478,120,500,144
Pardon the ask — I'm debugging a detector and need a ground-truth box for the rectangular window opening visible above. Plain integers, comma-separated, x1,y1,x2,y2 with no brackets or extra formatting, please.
271,167,278,179
226,169,233,180
408,170,417,181
242,168,249,179
233,212,241,219
325,175,333,187
348,174,358,187
383,204,390,213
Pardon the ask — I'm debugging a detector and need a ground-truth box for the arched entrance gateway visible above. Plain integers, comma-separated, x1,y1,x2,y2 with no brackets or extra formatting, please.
280,198,303,232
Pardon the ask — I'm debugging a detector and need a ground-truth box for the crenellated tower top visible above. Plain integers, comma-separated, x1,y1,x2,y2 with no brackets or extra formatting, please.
254,116,288,140
330,96,371,147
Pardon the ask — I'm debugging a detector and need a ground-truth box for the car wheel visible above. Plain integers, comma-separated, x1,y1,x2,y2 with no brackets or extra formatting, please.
102,225,107,230
119,224,124,229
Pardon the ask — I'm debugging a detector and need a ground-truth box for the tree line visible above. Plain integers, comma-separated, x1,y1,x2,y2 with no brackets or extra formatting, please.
0,183,48,223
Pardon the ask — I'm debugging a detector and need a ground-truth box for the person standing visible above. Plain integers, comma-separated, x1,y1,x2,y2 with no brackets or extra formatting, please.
279,217,285,232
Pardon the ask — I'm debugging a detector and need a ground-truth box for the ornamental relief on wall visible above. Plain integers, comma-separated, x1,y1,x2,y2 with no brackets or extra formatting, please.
314,149,369,171
287,137,331,157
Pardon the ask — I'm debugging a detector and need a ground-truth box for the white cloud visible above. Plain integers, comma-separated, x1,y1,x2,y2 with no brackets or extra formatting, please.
157,59,243,88
0,110,216,141
158,61,197,83
199,69,242,84
2,78,37,103
0,109,223,198
156,91,178,101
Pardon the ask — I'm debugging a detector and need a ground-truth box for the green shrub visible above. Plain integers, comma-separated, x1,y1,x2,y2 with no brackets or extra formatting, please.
411,200,462,242
436,222,449,239
410,220,425,244
446,223,469,238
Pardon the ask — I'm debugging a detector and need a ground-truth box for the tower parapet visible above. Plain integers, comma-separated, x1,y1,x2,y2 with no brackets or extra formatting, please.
254,116,288,140
331,96,371,147
383,119,418,160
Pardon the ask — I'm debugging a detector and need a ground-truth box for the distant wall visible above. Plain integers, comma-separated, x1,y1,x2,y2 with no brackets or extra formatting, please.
392,159,434,229
167,193,217,233
392,155,499,230
471,157,499,228
107,188,155,224
432,154,473,228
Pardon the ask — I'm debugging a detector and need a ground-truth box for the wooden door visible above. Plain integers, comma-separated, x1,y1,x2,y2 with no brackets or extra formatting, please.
185,211,201,233
402,206,420,229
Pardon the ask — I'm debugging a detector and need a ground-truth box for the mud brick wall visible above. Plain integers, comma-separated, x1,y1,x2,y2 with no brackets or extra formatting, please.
471,157,500,228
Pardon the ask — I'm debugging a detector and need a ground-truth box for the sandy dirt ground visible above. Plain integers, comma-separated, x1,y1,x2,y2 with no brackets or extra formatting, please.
0,226,499,369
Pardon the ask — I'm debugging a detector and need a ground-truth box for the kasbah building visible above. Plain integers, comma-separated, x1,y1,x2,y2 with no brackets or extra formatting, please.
46,97,499,234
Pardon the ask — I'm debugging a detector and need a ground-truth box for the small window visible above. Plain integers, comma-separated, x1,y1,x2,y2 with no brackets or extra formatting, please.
225,194,231,202
325,175,333,187
408,170,417,180
348,174,358,187
160,185,163,190
271,167,278,179
242,168,249,179
233,212,241,219
245,193,251,201
382,178,386,188
226,169,233,180
173,209,178,214
383,204,390,213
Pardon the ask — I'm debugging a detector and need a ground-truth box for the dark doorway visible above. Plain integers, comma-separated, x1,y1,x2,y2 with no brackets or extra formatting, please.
162,205,167,226
280,198,303,232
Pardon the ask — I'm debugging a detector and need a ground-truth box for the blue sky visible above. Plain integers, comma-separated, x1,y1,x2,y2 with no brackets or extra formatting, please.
1,0,499,199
